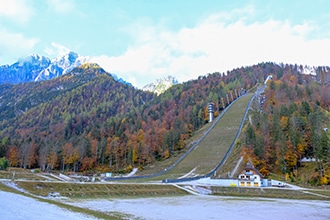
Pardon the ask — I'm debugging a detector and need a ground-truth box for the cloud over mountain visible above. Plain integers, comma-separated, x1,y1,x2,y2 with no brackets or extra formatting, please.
91,6,330,88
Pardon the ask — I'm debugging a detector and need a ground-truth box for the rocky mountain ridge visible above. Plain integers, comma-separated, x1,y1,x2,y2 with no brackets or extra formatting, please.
0,52,132,86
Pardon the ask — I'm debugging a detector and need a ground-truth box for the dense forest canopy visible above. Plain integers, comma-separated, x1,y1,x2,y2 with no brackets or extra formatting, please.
241,64,330,185
0,62,329,185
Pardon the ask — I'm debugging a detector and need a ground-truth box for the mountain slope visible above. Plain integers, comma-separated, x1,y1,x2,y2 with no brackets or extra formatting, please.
0,63,108,121
0,54,50,84
0,63,149,126
0,63,158,170
0,62,329,187
238,66,330,185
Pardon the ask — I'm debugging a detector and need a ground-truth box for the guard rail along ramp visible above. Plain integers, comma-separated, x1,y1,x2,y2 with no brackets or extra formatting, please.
163,93,256,183
105,92,256,182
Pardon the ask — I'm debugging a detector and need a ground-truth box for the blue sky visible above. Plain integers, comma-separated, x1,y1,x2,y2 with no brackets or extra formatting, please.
0,0,329,88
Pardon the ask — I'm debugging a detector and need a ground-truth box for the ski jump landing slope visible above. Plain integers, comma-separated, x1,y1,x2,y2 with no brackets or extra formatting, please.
163,93,254,180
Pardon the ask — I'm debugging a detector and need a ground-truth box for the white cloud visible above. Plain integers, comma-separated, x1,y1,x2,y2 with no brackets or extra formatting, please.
0,0,34,23
44,42,71,58
0,29,38,64
93,7,330,88
46,0,75,14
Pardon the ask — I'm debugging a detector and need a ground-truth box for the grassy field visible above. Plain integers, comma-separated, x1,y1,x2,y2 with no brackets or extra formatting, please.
12,181,188,198
210,186,330,200
0,168,50,181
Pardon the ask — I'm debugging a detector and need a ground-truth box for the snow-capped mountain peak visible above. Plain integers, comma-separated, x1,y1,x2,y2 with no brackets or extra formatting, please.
142,75,178,95
0,52,132,86
0,54,52,84
18,54,50,67
34,51,90,81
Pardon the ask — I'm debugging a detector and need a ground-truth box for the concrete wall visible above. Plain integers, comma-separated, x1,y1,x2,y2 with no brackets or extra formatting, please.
197,178,239,187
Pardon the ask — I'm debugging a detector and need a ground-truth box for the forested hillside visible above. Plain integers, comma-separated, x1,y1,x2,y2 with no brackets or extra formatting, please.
0,62,256,173
241,64,330,185
0,62,329,186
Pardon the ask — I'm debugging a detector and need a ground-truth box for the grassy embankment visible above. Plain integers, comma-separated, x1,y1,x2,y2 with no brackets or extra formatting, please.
210,186,330,200
135,93,254,181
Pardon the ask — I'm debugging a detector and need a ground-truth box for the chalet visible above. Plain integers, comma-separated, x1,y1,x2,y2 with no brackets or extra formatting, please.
238,163,264,187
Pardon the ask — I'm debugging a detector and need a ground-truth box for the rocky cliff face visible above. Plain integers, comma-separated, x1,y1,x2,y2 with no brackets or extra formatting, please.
0,52,89,84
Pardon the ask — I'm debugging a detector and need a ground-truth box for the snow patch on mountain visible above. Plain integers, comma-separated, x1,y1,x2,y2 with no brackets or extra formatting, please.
142,75,178,95
296,65,330,76
297,65,317,75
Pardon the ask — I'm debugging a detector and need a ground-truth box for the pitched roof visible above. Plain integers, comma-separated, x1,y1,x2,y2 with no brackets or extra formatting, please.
243,162,264,178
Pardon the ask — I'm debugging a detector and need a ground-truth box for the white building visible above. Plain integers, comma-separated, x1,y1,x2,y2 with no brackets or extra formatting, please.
238,163,265,187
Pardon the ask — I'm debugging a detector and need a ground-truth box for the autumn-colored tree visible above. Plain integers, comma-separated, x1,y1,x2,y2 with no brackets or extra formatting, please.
62,143,79,171
7,146,19,167
47,149,59,170
80,156,95,171
38,144,48,171
26,143,38,169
